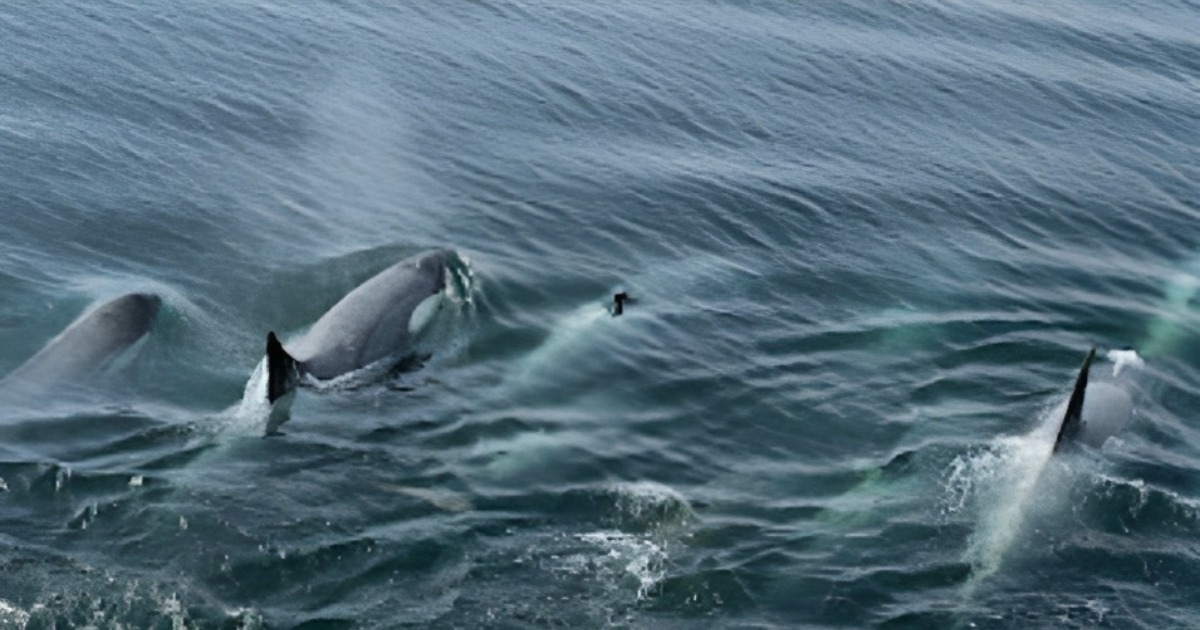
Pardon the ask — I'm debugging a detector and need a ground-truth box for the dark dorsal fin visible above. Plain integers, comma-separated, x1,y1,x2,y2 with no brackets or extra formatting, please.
266,331,298,403
1053,347,1096,453
611,292,630,317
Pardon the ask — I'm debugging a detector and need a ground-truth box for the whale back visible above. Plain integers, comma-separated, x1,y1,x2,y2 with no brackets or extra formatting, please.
1,292,160,390
287,250,448,380
1053,347,1140,452
1077,382,1134,449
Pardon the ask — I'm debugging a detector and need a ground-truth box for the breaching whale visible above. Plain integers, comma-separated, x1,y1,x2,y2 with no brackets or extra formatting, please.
262,249,451,406
0,292,161,395
1053,347,1142,452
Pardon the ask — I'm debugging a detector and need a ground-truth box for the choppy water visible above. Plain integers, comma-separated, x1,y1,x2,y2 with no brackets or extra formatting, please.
1,1,1198,627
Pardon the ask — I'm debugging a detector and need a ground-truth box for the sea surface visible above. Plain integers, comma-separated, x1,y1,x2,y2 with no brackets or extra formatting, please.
1,1,1198,628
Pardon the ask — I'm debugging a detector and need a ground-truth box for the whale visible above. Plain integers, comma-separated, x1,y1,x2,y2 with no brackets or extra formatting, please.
0,292,161,396
1053,347,1143,452
262,249,452,406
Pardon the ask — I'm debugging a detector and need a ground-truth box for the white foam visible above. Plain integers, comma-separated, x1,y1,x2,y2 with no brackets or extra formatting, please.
0,600,30,626
575,530,668,600
1106,349,1144,378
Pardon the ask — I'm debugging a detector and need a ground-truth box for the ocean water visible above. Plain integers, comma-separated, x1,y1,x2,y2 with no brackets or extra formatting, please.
0,1,1198,627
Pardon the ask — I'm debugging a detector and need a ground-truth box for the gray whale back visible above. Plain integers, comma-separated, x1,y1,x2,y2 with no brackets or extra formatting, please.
1053,347,1139,452
284,249,449,380
1,292,160,391
1077,382,1134,448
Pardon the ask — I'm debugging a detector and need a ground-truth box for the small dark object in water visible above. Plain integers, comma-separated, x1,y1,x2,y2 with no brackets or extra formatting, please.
611,292,632,316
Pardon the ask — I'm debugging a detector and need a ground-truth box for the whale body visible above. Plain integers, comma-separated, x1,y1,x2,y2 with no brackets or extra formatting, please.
1053,348,1141,452
264,249,450,403
0,292,160,394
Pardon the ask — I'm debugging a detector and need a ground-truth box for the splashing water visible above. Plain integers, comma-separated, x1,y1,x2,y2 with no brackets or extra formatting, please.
574,531,669,601
549,482,695,603
0,600,30,627
230,357,289,437
608,480,697,533
945,400,1066,582
1106,348,1145,378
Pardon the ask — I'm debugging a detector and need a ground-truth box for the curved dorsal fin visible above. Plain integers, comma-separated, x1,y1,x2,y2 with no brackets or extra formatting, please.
1053,347,1096,453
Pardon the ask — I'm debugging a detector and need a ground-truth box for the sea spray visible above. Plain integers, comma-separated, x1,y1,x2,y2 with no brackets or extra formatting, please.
567,482,695,601
231,357,292,436
944,399,1070,582
505,301,612,392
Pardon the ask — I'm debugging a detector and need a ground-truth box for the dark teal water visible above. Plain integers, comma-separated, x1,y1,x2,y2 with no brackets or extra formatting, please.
1,1,1198,627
